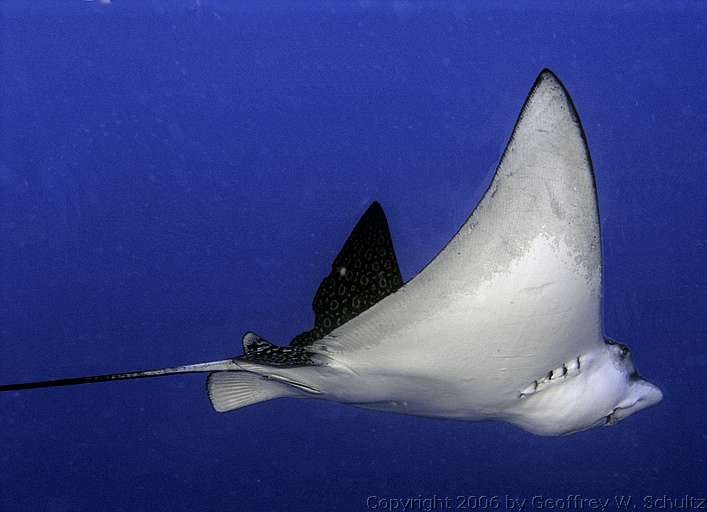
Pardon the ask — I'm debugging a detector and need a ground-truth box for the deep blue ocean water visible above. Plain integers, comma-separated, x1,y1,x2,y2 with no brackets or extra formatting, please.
1,2,705,511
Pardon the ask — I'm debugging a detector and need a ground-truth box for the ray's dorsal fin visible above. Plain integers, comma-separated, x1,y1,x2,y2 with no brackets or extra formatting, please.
290,201,403,347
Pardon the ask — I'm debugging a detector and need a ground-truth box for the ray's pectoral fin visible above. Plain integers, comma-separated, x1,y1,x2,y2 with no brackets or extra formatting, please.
206,371,299,412
290,201,404,347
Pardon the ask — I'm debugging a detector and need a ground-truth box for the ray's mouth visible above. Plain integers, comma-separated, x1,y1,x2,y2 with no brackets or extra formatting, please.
605,406,628,426
605,402,639,426
605,410,617,425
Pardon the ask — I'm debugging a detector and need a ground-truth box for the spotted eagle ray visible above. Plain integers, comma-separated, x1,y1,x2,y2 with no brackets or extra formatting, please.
0,70,662,435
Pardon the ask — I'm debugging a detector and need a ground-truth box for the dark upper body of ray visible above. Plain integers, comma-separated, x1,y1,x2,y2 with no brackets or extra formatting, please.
240,201,404,366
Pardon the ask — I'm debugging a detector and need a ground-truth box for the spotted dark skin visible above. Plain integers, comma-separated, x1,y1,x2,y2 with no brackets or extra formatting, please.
240,201,404,367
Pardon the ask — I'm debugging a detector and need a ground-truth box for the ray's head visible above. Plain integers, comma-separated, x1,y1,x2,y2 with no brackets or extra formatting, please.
600,338,663,427
512,337,663,436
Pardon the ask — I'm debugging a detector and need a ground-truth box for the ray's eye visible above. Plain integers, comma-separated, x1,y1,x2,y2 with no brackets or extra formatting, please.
606,338,630,359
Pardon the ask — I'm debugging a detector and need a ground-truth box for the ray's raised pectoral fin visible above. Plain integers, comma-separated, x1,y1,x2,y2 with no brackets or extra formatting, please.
290,201,404,347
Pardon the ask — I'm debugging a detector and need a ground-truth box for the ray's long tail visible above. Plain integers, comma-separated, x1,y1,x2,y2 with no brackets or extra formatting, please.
0,353,315,413
0,359,237,392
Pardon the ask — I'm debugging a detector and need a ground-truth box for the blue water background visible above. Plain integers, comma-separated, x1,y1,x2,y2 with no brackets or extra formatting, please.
1,2,705,511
